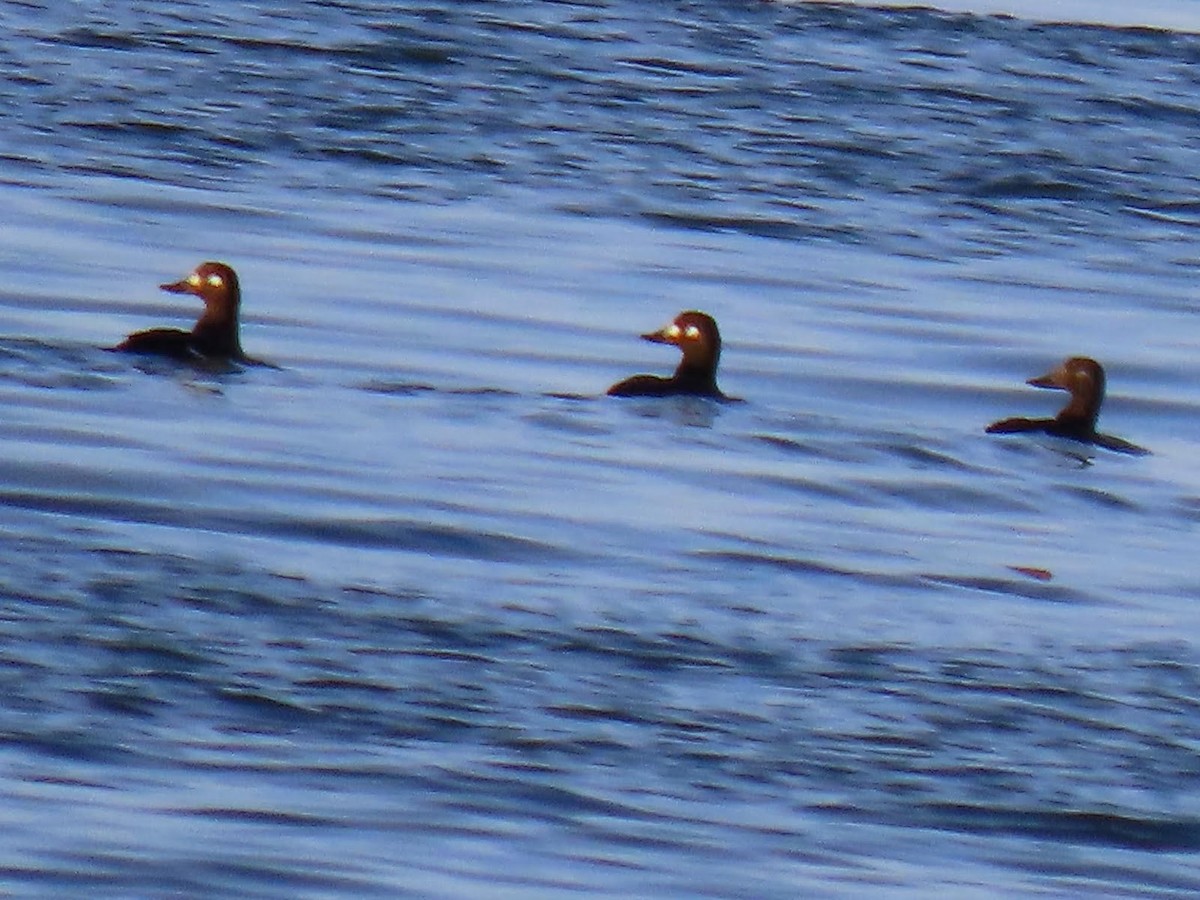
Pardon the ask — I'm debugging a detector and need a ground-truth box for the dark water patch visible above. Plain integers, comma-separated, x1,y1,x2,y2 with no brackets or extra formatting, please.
962,173,1090,201
604,396,727,429
83,630,212,672
739,470,874,505
3,728,145,766
0,490,574,564
920,571,1096,604
357,379,521,399
751,432,878,465
65,185,292,226
67,118,197,143
695,549,928,593
914,803,1200,852
215,687,323,726
548,702,658,728
0,337,124,369
84,685,168,719
181,805,347,828
525,408,619,439
639,209,863,243
864,440,976,471
1088,93,1200,128
1058,484,1143,512
864,477,1034,513
556,626,734,673
619,55,748,80
53,26,153,53
294,675,398,696
822,643,918,680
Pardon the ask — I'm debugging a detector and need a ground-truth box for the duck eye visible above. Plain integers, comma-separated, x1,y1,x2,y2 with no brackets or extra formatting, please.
665,324,682,339
206,274,224,288
684,325,701,339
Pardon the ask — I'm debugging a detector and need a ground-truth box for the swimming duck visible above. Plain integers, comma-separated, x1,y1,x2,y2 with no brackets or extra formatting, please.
607,310,724,398
114,261,246,362
986,356,1146,454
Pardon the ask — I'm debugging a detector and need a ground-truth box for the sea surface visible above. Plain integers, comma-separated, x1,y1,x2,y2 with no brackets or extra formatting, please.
2,1,1200,896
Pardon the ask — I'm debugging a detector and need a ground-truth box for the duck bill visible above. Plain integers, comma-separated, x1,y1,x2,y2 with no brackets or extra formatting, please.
160,278,197,295
1027,369,1067,390
640,327,676,346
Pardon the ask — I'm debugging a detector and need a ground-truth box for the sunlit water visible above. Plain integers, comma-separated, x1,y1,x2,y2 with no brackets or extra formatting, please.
3,2,1200,897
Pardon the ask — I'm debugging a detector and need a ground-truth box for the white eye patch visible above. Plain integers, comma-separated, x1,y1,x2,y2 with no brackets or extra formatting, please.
684,324,701,339
207,274,224,288
187,273,202,287
665,323,682,339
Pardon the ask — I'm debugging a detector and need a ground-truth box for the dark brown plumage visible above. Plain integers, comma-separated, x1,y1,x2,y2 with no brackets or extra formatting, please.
114,261,245,362
987,356,1146,454
607,311,724,398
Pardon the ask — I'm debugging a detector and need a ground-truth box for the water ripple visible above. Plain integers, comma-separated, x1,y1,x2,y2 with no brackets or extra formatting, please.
0,1,1199,897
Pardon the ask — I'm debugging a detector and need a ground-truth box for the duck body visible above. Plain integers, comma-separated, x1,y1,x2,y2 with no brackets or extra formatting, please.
114,261,246,362
986,356,1146,454
114,327,199,360
607,311,724,399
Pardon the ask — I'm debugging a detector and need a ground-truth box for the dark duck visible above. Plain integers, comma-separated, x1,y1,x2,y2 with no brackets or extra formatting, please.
986,356,1146,454
607,311,724,398
114,261,247,362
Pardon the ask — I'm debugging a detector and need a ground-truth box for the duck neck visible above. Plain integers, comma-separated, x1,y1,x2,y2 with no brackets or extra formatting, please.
192,307,242,358
1055,393,1100,433
672,360,720,396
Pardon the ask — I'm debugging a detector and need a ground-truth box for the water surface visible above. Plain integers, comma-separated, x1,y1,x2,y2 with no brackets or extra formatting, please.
2,1,1200,897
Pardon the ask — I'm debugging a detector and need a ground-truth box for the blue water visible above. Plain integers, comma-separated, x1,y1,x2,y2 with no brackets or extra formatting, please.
3,1,1200,896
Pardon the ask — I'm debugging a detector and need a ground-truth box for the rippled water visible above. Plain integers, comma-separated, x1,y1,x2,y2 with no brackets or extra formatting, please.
4,1,1200,896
